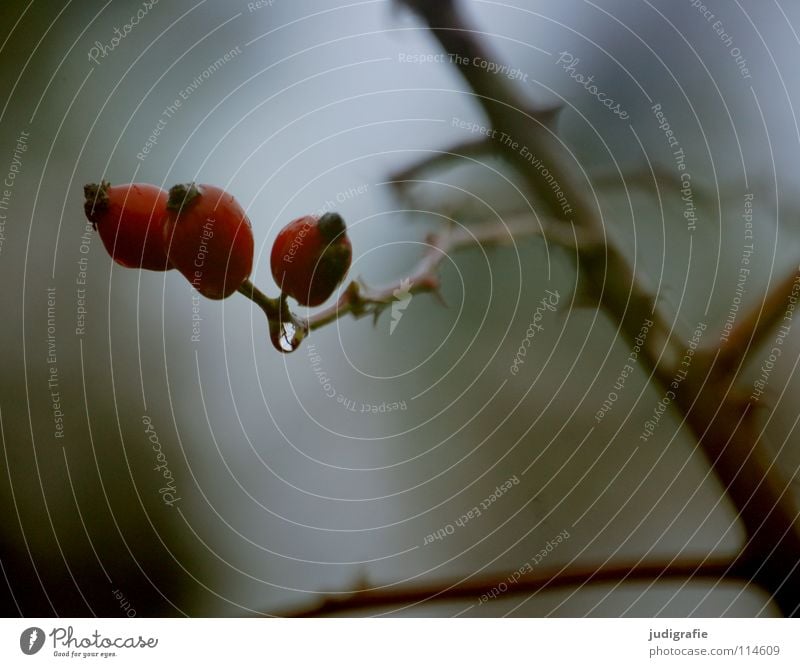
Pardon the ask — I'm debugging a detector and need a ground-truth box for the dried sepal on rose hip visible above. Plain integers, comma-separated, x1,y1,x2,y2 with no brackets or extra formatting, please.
163,182,255,300
270,212,352,306
83,181,172,270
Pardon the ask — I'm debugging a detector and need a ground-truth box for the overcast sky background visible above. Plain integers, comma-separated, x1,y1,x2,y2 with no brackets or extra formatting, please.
1,0,799,616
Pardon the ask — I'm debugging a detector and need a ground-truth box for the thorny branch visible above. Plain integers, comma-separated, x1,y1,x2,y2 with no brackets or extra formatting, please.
388,0,800,618
302,215,579,331
715,264,800,375
278,555,740,617
267,0,800,615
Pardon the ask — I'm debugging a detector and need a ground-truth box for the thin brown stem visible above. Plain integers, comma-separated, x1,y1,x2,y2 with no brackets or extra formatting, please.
303,215,579,331
237,279,280,319
397,0,800,616
716,264,800,375
387,137,495,187
238,279,308,353
397,0,679,374
276,555,741,617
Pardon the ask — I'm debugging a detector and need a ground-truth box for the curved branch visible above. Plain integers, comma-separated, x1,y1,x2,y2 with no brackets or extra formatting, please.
397,0,678,376
387,137,495,188
715,264,800,376
397,0,800,615
274,555,741,617
302,215,579,331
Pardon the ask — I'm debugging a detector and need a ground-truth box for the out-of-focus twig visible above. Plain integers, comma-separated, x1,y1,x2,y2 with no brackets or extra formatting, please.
715,265,800,375
277,555,741,617
394,0,800,616
396,0,679,378
303,214,579,330
387,137,495,188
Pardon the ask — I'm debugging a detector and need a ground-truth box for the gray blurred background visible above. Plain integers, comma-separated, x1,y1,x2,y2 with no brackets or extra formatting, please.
1,0,799,616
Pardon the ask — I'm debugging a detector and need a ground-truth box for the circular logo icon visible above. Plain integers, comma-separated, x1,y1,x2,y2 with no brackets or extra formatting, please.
20,627,45,655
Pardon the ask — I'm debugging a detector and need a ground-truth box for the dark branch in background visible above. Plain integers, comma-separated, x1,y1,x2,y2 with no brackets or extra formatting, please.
391,0,800,617
268,0,800,616
250,0,800,616
388,137,495,188
715,264,800,375
278,555,740,617
403,1,678,373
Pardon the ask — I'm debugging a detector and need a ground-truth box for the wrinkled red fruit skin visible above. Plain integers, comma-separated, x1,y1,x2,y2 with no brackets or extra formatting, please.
163,183,254,300
83,182,172,271
270,213,352,306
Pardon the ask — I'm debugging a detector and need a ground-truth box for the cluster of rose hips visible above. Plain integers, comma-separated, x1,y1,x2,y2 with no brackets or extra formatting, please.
83,181,352,351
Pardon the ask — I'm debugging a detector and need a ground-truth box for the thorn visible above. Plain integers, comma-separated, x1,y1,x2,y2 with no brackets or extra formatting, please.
352,569,371,593
387,176,411,192
422,276,446,307
538,104,564,132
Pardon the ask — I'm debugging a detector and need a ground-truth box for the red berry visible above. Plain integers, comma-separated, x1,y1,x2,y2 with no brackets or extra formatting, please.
83,181,172,270
270,212,352,306
163,183,254,300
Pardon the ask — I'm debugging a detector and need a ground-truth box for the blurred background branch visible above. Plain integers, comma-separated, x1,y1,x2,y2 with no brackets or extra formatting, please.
279,0,800,617
277,554,740,617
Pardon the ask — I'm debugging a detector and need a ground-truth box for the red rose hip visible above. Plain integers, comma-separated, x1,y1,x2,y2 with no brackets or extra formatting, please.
163,183,255,300
271,212,352,306
83,181,172,270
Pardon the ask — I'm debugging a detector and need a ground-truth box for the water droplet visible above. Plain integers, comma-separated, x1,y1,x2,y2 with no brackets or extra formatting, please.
270,318,307,353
